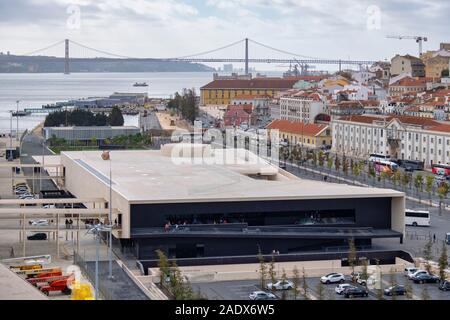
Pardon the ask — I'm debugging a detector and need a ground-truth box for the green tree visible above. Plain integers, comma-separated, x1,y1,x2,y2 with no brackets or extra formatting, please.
155,249,170,286
392,170,401,186
438,241,448,282
301,267,309,300
280,269,288,300
292,266,300,300
90,136,98,147
348,238,357,275
425,176,434,197
318,151,324,167
327,156,333,171
389,268,396,300
168,89,198,124
334,156,341,172
257,248,267,289
404,277,413,299
361,258,369,287
414,174,424,194
316,280,325,300
168,260,197,300
421,285,430,300
342,157,349,175
437,182,449,213
268,255,276,291
368,163,376,179
423,237,433,274
380,171,389,187
109,106,124,126
402,172,412,191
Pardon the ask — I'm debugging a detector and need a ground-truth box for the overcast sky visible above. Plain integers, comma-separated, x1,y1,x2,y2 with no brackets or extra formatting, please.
0,0,448,71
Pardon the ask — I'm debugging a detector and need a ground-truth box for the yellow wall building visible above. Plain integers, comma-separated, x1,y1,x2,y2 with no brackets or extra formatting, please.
201,78,299,105
267,119,332,148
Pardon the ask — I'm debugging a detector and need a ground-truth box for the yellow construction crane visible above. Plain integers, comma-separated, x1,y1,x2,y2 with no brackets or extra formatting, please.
386,35,428,56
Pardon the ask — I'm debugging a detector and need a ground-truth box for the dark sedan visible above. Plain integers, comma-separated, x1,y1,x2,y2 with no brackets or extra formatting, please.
343,286,369,298
384,285,406,296
412,273,440,284
439,281,450,291
27,233,47,240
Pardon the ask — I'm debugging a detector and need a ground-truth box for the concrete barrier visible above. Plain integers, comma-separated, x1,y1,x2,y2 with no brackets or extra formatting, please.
117,260,168,300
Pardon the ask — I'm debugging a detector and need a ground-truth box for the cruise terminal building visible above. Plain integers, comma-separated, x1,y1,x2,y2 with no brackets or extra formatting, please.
60,144,405,260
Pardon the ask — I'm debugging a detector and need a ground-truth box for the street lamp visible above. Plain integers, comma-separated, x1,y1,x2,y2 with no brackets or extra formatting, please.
101,150,114,280
16,100,20,141
8,110,13,161
86,222,112,300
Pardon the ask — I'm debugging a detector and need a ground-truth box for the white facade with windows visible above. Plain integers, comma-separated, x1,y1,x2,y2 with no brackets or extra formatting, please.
331,116,450,166
280,96,325,124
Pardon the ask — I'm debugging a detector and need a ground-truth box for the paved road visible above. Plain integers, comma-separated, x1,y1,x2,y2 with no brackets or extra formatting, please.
279,159,450,257
20,133,57,194
140,112,162,131
193,274,450,300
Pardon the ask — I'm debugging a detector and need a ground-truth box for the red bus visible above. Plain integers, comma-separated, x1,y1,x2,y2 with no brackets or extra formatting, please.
432,164,450,176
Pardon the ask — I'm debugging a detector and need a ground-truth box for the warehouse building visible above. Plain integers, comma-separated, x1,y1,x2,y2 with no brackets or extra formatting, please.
58,144,405,260
43,126,141,143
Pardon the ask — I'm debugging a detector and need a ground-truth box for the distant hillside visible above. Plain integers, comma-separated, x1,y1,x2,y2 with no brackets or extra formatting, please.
0,55,215,73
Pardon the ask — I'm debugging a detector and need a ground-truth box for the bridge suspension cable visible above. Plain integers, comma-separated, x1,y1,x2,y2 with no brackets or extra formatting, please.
171,39,246,59
22,40,65,56
248,38,327,60
69,40,136,59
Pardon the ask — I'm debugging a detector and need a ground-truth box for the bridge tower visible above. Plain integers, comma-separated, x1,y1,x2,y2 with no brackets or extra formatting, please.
245,38,249,76
64,39,70,74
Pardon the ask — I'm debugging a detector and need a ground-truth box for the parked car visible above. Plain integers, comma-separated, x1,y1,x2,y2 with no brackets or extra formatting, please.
30,219,49,227
266,280,294,291
408,270,427,280
350,271,362,282
357,274,377,286
439,280,450,291
404,267,418,278
321,273,345,284
335,283,356,295
384,285,406,296
412,273,440,284
249,291,277,300
27,233,47,240
15,188,30,195
343,286,369,298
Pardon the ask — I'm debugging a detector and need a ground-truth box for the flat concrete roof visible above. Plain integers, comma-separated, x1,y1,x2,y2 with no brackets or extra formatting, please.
61,144,403,204
0,263,47,300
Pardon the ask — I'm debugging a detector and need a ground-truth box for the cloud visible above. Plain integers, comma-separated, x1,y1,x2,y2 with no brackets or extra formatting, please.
0,0,448,65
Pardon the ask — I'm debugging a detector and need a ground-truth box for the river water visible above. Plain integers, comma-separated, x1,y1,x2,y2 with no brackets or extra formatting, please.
0,72,216,133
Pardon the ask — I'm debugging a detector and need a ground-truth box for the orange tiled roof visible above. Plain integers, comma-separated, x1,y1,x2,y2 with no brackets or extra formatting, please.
266,120,328,136
390,77,427,87
201,78,299,90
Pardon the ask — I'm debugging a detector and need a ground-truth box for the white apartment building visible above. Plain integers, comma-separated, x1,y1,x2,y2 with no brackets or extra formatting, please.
280,93,325,124
331,115,450,166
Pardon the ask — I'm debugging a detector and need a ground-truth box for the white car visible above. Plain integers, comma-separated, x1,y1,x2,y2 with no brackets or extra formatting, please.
249,291,277,300
408,270,428,280
321,273,345,284
404,267,418,278
266,280,294,291
357,275,377,286
43,205,55,209
335,283,355,295
30,219,49,227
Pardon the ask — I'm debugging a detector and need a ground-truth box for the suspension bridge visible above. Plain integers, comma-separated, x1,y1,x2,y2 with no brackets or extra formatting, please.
22,38,379,75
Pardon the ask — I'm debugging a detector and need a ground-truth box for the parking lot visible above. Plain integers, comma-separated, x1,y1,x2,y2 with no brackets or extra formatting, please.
193,273,450,300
